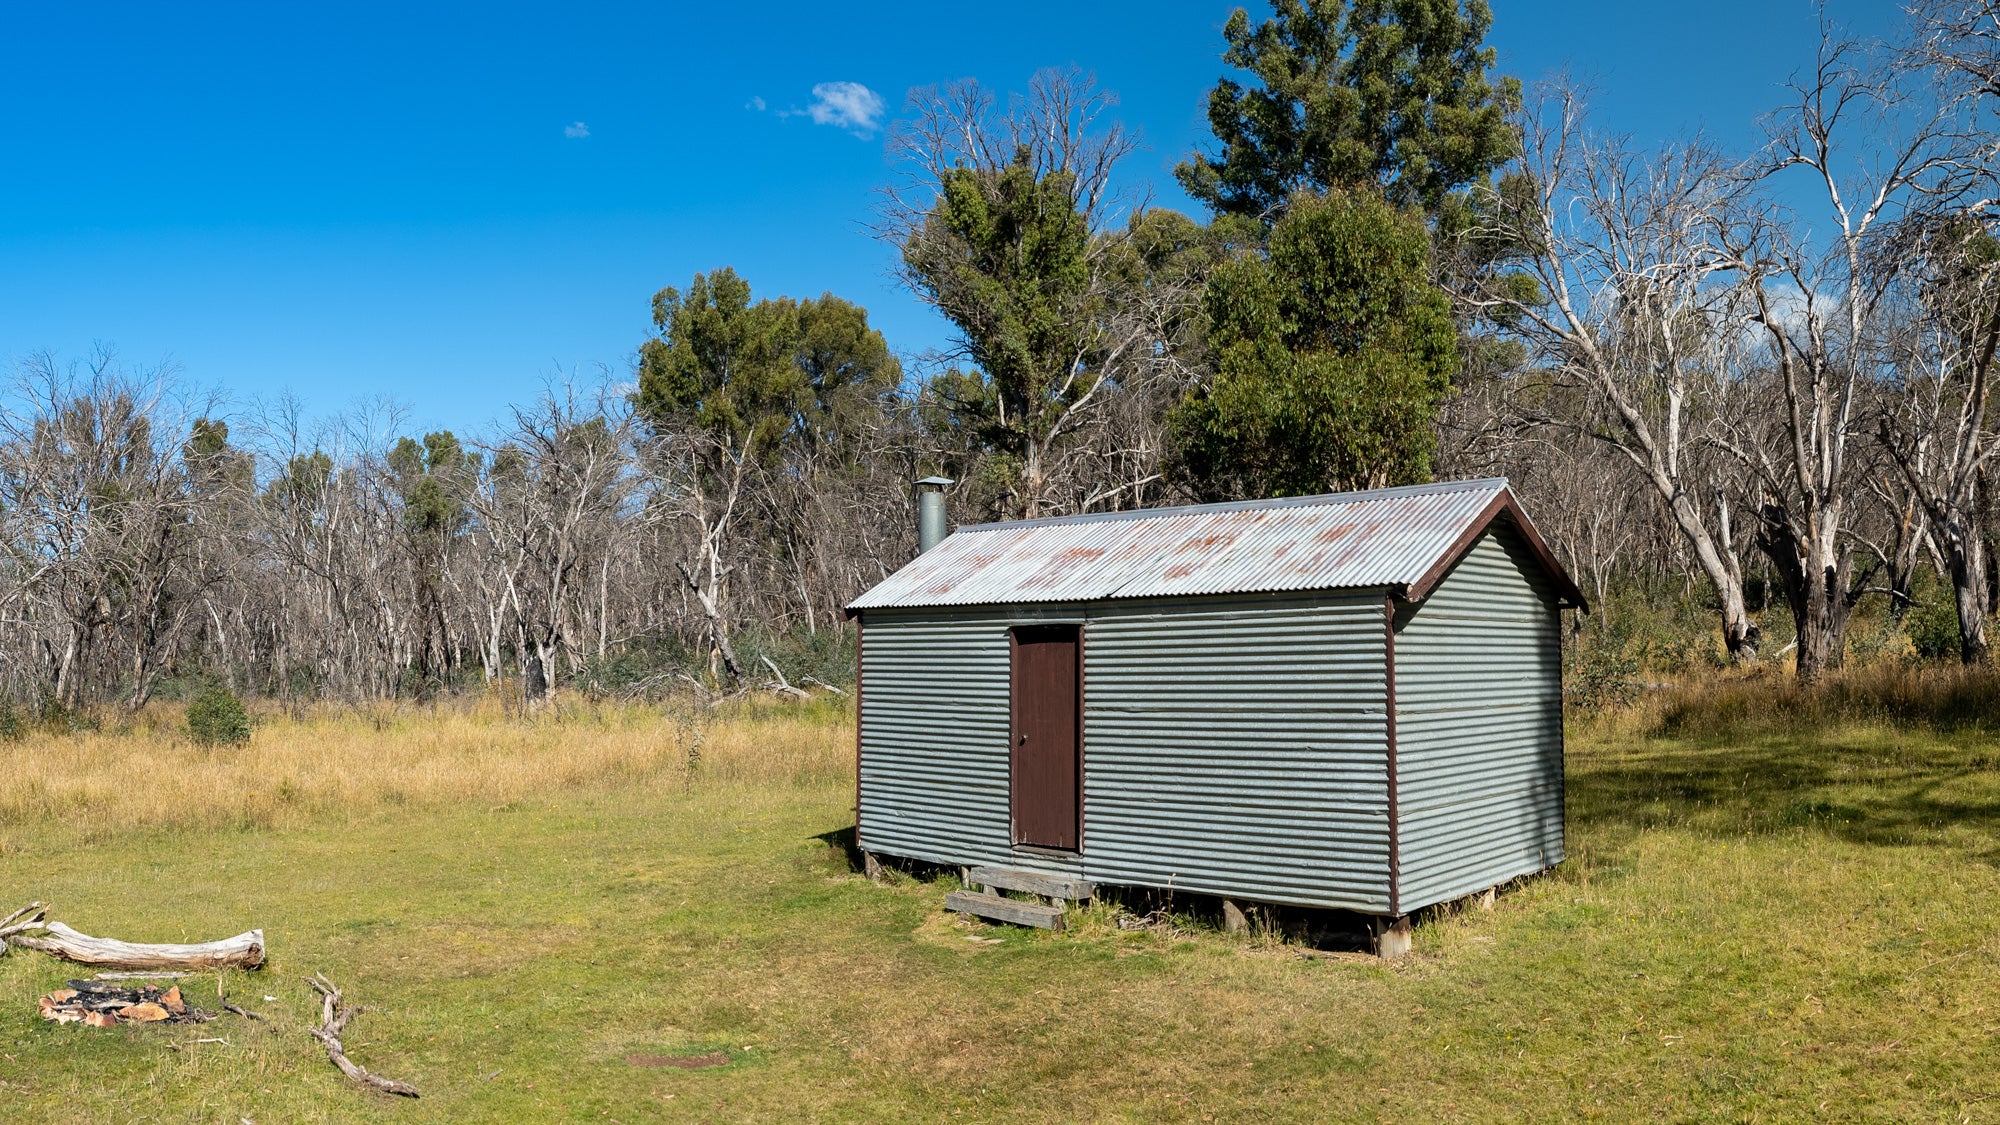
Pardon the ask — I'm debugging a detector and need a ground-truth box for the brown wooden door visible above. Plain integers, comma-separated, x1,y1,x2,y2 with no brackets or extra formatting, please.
1010,624,1081,850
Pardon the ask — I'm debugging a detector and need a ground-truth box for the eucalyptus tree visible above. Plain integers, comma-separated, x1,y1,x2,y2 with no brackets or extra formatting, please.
1711,27,1967,680
1169,186,1458,499
635,269,899,679
751,293,906,632
387,430,478,686
1466,85,1766,662
885,69,1205,520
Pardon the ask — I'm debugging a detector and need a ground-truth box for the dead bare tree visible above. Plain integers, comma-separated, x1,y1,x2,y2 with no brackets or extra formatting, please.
1874,220,2000,663
475,380,635,700
0,352,234,708
1871,0,2000,662
1466,83,1765,661
1711,22,1968,679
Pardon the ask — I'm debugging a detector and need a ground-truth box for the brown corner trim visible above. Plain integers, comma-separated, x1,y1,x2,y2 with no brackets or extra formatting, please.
853,616,864,850
1384,594,1400,918
1552,602,1567,862
1405,491,1589,611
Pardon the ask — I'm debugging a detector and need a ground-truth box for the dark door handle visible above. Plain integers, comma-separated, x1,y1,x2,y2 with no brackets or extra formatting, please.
1017,734,1027,745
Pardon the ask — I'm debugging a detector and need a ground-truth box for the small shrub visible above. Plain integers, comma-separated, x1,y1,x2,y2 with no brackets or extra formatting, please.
1646,632,1726,675
1846,614,1907,665
1904,596,1960,661
186,684,252,746
36,695,96,734
1565,642,1641,714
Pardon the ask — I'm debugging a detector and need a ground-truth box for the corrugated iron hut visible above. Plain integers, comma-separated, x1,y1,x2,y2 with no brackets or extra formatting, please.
844,478,1586,954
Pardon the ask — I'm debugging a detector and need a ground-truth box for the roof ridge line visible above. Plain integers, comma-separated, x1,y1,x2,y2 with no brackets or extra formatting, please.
954,477,1510,534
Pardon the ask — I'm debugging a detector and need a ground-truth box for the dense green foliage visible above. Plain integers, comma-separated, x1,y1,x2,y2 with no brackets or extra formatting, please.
1169,188,1458,499
184,682,251,746
635,267,899,458
386,431,477,685
1176,0,1520,222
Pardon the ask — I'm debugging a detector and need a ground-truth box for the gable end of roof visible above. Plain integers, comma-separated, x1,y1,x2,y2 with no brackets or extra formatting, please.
1403,489,1588,612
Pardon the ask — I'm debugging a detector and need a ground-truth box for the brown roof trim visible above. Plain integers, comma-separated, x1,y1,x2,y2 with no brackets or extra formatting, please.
1403,489,1589,611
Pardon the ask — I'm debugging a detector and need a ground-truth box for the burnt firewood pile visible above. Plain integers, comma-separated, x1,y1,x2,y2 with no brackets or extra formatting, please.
3,901,418,1098
39,980,215,1027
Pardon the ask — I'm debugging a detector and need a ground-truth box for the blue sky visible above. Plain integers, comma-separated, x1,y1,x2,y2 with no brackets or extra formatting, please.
0,1,1895,437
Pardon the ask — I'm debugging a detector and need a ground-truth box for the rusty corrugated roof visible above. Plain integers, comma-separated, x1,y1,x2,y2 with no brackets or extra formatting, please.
848,478,1582,612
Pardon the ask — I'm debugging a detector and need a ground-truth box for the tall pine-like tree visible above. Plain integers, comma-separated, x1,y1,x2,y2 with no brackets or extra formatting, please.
1176,0,1519,224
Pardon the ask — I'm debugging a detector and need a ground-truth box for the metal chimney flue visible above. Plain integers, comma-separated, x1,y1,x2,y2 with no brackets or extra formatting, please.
915,476,954,554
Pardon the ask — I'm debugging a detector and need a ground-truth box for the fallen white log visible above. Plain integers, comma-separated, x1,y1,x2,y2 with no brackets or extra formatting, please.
9,922,264,971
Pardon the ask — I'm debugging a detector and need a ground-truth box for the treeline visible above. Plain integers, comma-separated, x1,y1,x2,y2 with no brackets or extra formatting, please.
11,0,2000,709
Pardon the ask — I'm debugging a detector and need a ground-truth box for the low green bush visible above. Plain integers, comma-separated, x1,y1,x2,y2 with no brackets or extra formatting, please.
1564,641,1641,714
186,684,252,746
1904,595,1960,661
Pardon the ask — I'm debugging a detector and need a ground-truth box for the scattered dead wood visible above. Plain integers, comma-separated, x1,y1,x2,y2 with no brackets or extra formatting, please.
216,982,271,1026
1114,909,1187,937
217,988,268,1024
39,980,214,1027
0,901,48,951
8,920,264,971
306,974,418,1098
758,655,810,699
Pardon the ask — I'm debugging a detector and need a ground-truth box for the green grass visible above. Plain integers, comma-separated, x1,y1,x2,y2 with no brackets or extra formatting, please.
2,704,1998,1121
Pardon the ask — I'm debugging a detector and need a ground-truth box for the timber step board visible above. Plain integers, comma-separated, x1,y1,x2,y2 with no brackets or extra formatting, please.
967,866,1095,902
944,890,1066,931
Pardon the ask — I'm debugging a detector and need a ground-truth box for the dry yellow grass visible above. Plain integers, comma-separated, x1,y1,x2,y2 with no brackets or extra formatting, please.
0,693,852,848
1575,659,2000,743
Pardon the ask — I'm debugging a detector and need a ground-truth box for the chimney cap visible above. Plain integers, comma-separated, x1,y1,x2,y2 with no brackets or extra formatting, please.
915,475,955,488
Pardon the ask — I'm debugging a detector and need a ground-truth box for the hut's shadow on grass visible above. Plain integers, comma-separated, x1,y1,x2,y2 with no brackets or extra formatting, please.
1568,715,2000,861
814,826,865,874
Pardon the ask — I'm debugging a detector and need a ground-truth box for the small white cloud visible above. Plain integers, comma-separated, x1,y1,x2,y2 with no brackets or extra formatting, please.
747,96,767,112
802,81,883,135
563,121,590,139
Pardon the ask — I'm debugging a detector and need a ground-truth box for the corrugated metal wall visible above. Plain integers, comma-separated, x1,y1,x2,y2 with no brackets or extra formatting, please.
857,606,1085,877
1393,527,1565,910
1082,595,1392,911
858,594,1393,909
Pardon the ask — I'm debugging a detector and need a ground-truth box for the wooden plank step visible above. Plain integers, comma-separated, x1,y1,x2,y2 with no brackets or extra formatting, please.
944,890,1066,930
967,866,1095,902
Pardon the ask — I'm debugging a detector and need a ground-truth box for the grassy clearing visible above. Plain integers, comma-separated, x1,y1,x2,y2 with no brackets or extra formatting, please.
1,687,1997,1121
0,696,850,847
